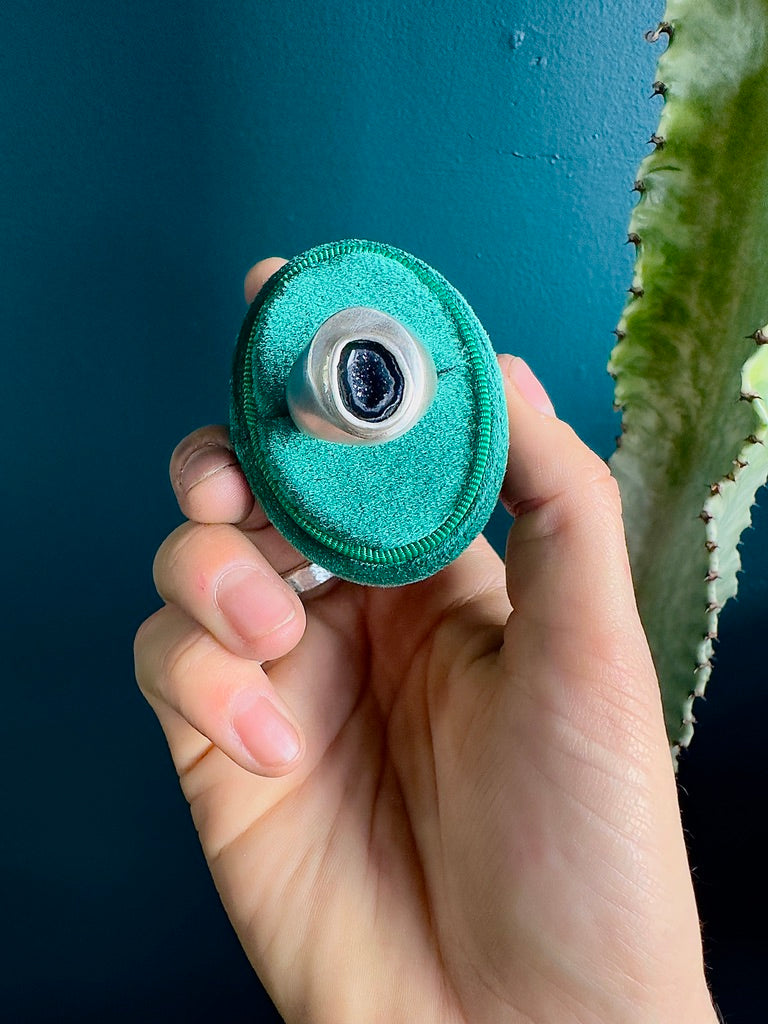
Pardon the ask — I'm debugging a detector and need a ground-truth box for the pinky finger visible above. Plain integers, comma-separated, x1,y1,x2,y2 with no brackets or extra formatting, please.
134,605,305,778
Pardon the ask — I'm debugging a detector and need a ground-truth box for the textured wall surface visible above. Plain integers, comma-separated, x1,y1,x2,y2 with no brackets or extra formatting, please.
2,1,764,1019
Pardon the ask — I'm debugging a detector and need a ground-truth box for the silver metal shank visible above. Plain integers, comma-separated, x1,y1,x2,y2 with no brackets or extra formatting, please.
286,307,437,445
281,561,336,594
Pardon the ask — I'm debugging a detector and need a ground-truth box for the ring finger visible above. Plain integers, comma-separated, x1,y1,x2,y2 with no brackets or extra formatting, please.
135,603,304,778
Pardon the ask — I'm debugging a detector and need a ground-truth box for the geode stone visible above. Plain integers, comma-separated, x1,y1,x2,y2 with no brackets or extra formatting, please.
337,340,404,422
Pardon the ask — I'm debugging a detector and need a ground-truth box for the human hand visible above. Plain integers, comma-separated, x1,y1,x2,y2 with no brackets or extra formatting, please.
134,259,717,1023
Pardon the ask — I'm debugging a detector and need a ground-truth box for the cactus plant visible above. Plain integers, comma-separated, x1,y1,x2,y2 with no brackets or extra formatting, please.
609,0,768,759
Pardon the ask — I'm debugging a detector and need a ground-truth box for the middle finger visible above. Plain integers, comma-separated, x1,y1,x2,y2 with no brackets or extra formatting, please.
153,520,306,661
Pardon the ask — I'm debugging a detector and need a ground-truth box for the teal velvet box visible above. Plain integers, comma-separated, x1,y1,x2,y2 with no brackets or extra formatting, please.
230,240,508,586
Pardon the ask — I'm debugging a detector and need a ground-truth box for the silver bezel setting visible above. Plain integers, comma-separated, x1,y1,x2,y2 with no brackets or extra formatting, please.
286,307,437,445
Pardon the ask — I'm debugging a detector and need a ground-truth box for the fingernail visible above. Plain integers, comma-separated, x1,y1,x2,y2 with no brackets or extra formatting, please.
215,566,296,644
179,444,237,494
509,357,556,417
232,692,302,767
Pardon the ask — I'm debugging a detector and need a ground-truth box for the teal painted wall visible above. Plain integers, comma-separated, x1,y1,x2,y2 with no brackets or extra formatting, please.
3,1,763,1019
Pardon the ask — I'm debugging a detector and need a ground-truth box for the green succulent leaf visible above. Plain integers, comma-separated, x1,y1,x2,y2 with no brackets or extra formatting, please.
609,0,768,757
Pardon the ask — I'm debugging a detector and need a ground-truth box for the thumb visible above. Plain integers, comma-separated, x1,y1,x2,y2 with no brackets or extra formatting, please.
498,354,648,668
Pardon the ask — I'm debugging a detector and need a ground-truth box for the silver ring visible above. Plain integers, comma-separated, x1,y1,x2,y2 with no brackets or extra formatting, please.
286,307,437,445
281,560,337,595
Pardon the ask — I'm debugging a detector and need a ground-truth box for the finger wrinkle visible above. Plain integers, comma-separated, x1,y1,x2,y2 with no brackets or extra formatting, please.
172,425,230,466
175,441,235,491
505,470,621,540
153,526,200,594
240,510,275,533
177,738,218,781
182,452,240,494
503,494,547,519
158,522,232,585
160,624,208,694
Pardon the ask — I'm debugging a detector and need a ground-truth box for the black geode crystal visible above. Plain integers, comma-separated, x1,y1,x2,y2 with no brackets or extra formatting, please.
337,340,404,422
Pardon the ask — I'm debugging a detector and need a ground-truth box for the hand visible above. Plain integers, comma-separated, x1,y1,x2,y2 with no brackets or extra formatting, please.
134,259,717,1024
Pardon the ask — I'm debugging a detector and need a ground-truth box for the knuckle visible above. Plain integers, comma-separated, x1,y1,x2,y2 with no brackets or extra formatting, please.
587,473,625,544
152,521,233,597
522,458,623,544
133,607,170,696
592,466,623,515
565,453,621,518
133,603,218,713
160,624,215,705
153,522,197,587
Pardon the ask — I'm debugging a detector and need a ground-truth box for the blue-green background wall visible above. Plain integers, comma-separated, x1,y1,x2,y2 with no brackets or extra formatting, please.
3,1,764,1019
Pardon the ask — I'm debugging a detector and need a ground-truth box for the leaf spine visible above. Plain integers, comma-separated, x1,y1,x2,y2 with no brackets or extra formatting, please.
644,22,673,43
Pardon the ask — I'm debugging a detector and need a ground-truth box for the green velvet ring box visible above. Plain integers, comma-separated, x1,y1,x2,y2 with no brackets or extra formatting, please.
230,239,508,586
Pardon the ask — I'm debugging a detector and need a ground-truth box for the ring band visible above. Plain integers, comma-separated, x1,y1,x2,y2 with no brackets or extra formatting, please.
281,560,337,595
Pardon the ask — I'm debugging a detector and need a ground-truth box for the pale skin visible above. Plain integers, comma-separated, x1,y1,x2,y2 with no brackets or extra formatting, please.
134,258,718,1024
